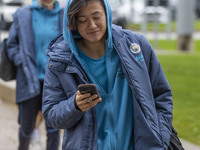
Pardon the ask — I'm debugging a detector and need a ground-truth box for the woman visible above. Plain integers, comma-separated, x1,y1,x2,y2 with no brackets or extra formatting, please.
6,0,63,149
42,0,173,149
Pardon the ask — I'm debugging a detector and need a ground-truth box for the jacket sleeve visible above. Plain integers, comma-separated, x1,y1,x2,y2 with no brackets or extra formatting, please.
140,35,173,148
6,20,22,66
42,63,84,129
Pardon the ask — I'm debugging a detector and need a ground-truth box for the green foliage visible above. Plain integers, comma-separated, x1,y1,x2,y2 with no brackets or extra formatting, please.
157,54,200,145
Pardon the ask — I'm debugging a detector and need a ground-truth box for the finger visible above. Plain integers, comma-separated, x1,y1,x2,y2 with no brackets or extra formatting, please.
76,92,90,102
89,98,101,105
78,91,91,99
81,98,102,112
86,94,100,102
77,93,96,105
75,92,90,111
90,94,99,101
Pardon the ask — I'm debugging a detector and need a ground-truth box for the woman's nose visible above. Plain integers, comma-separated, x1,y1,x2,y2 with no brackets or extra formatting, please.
88,19,97,28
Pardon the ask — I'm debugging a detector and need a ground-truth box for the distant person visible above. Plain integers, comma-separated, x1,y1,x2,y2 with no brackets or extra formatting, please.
6,0,63,149
42,0,173,149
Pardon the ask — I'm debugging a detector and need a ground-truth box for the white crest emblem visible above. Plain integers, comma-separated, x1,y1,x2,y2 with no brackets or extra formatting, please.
130,43,141,54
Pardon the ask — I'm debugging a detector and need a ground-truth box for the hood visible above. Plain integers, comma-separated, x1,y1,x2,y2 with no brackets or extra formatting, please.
63,0,113,57
31,0,62,13
31,0,39,6
31,0,47,8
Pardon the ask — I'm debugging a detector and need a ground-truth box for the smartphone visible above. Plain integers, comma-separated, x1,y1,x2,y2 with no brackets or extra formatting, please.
78,84,99,100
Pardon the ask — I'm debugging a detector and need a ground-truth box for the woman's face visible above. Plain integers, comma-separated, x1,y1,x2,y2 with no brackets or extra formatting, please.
76,1,107,43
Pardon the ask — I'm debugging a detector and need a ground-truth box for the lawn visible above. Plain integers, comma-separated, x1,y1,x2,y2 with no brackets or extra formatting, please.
127,21,177,32
149,40,200,52
126,19,200,32
157,54,200,146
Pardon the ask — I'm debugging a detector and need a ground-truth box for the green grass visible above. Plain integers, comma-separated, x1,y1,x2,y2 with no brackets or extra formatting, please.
157,54,200,146
127,21,177,32
194,20,200,31
126,19,200,32
195,40,200,52
149,39,177,51
148,39,200,52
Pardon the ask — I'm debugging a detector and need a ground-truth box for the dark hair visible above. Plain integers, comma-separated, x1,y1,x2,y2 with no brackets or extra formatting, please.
67,0,105,30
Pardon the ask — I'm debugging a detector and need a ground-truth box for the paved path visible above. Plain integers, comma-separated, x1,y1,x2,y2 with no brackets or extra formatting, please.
0,99,63,150
0,98,200,150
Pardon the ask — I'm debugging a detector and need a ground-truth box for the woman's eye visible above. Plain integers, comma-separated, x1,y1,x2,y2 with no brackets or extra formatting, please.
78,20,87,23
94,16,100,20
94,14,101,20
78,17,87,23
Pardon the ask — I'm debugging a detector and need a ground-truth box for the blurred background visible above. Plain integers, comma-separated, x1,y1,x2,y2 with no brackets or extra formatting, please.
1,0,200,51
0,0,200,149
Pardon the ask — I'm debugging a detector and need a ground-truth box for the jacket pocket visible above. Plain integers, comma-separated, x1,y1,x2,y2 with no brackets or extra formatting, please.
64,110,95,149
149,120,163,145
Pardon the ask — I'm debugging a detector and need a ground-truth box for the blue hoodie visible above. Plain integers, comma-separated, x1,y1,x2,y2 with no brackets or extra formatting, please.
63,0,133,149
6,0,63,103
32,0,62,79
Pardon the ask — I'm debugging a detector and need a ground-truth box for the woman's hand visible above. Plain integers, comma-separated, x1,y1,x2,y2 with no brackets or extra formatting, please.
75,91,102,112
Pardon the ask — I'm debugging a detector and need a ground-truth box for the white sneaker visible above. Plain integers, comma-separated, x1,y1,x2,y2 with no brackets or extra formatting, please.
32,129,40,141
30,140,42,150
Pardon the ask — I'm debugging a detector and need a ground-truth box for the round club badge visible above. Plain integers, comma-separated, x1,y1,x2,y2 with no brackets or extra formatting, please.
130,43,141,54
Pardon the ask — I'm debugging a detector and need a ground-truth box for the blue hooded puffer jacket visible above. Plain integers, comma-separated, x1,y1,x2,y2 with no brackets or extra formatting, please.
42,0,173,149
6,1,64,103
